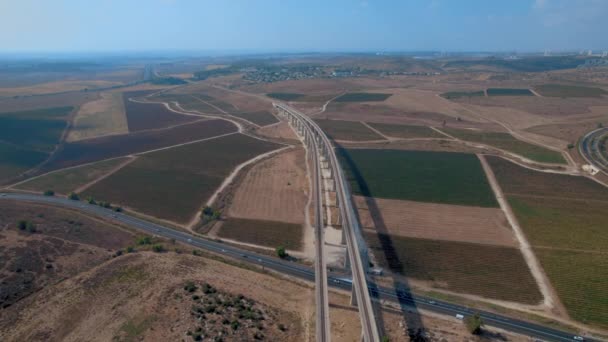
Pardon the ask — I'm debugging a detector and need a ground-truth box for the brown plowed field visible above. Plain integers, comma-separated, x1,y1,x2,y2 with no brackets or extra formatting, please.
40,119,237,172
322,102,502,131
355,196,517,247
257,121,298,141
123,94,196,132
229,148,308,224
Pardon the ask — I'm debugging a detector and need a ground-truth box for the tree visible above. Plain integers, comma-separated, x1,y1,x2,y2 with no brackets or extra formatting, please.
276,246,287,259
152,244,165,253
137,236,152,245
26,222,36,233
114,206,123,212
567,143,575,150
202,206,214,216
465,313,483,335
68,192,80,201
87,196,96,204
43,190,55,196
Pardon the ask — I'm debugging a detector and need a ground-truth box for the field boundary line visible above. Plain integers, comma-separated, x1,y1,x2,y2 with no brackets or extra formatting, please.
478,154,563,314
506,192,608,204
73,156,137,194
451,102,576,167
433,127,575,170
187,94,262,128
360,121,394,141
185,145,294,230
137,131,239,156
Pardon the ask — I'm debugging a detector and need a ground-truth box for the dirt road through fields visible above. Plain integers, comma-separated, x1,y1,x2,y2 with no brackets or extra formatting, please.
478,154,564,315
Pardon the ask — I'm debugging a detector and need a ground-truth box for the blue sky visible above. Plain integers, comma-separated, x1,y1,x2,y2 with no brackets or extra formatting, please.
0,0,606,52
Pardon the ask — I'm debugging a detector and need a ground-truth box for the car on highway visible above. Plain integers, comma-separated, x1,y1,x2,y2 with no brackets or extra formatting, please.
573,336,584,341
187,238,192,243
455,314,464,320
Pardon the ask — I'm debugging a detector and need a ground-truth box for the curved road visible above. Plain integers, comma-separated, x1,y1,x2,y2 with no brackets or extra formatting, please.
0,193,597,342
579,128,608,174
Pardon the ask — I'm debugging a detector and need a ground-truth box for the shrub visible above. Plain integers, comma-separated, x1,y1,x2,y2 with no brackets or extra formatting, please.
87,196,96,204
137,236,152,245
567,143,575,149
276,246,287,259
26,221,36,233
43,190,55,196
68,192,80,200
152,244,165,253
231,320,240,330
114,206,123,212
17,220,28,230
184,281,197,292
126,246,135,253
465,313,483,335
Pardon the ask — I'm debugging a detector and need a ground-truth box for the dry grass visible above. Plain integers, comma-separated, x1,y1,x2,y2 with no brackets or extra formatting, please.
229,148,308,224
355,196,517,247
67,92,128,141
0,80,121,97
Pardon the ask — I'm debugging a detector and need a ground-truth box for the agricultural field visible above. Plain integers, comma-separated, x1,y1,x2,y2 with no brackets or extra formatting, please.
218,218,303,250
83,134,280,223
366,122,444,139
229,148,307,224
486,155,608,201
0,107,72,152
534,84,608,98
488,156,608,327
314,119,384,141
0,106,73,183
266,92,304,101
440,128,566,164
14,157,132,194
440,90,485,99
486,88,534,96
123,92,196,131
0,144,49,184
356,196,516,247
230,111,278,126
366,233,542,304
339,149,498,207
335,92,392,102
40,119,237,172
68,92,128,141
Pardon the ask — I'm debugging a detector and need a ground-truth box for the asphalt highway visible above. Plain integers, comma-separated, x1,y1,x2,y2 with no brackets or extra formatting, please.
579,127,608,173
0,192,597,342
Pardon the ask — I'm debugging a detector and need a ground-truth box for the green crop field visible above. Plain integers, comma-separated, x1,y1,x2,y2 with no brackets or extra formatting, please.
489,156,608,328
334,92,392,102
366,122,444,139
218,218,303,250
535,249,608,328
534,84,608,98
487,156,608,201
486,88,534,96
339,149,498,207
266,93,304,101
231,111,278,126
314,119,383,141
15,157,130,194
0,106,73,183
83,134,280,223
509,197,608,251
441,128,566,164
365,233,542,304
440,90,485,99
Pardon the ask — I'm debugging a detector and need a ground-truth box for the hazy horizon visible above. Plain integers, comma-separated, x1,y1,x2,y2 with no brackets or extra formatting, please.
1,0,607,53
